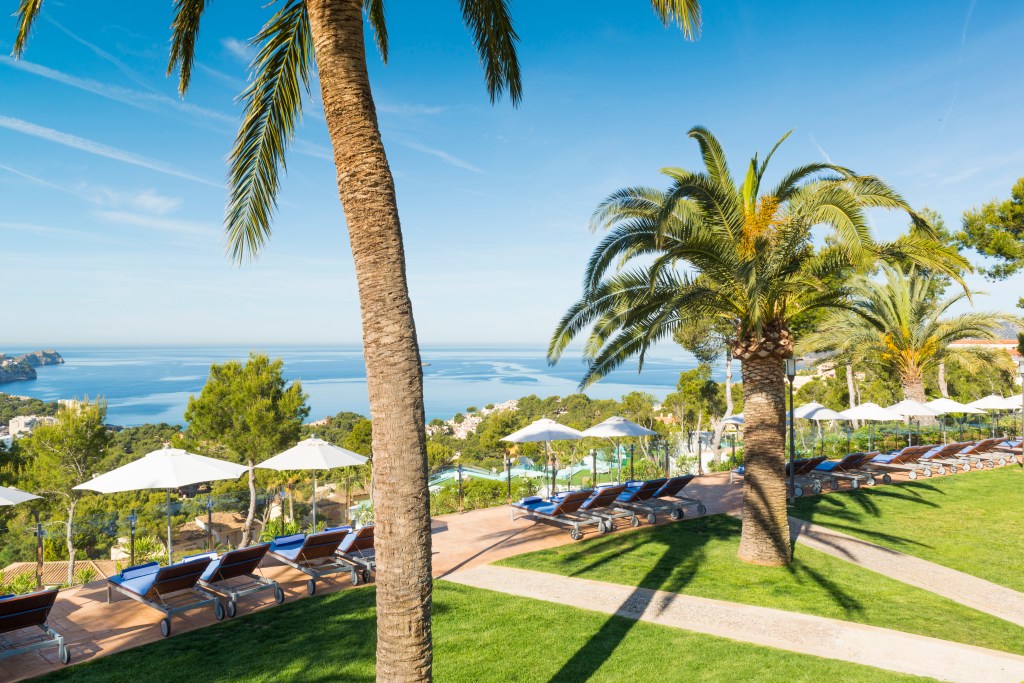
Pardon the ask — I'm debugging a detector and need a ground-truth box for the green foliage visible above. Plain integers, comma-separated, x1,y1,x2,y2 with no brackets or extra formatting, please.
430,478,537,516
452,413,465,424
957,178,1024,280
342,419,372,458
0,393,59,425
1,571,37,596
185,354,309,465
26,399,110,508
73,565,97,586
550,126,968,386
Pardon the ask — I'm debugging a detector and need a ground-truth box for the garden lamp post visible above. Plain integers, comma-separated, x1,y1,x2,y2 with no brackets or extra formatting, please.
590,449,597,487
1019,359,1024,440
785,358,796,504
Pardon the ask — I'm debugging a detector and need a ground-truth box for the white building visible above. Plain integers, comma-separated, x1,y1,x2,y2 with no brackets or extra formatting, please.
8,415,57,437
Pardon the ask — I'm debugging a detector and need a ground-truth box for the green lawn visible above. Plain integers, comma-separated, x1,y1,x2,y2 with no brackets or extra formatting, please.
38,583,928,683
793,466,1024,592
499,514,1024,656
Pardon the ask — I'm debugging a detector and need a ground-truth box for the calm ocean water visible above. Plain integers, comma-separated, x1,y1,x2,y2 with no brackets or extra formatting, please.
2,346,706,426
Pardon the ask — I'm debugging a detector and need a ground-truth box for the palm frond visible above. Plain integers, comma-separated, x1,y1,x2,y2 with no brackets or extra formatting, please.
226,0,314,263
363,0,388,62
459,0,521,105
167,0,209,95
649,0,701,39
12,0,45,57
687,126,733,189
770,162,855,202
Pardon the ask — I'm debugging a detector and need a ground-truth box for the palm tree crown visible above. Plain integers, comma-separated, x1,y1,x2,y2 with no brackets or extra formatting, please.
550,126,966,385
800,266,1020,402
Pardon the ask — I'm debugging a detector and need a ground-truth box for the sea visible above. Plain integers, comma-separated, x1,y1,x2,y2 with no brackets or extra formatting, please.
2,346,707,427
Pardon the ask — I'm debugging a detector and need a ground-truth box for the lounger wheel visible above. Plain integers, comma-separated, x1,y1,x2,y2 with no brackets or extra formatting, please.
160,618,171,638
670,509,683,521
882,474,892,484
226,601,237,619
214,601,225,621
998,457,1007,466
569,528,583,541
908,470,918,480
697,503,707,515
274,586,285,604
351,569,361,586
961,463,970,472
362,569,372,584
630,515,640,528
58,645,70,665
597,520,609,534
794,486,804,498
829,480,840,490
811,482,822,495
850,479,860,490
922,468,932,478
936,466,945,475
866,476,876,486
307,579,317,596
646,513,656,525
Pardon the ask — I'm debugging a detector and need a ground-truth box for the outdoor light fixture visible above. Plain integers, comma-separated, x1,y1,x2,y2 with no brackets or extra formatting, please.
1018,359,1024,440
785,358,796,503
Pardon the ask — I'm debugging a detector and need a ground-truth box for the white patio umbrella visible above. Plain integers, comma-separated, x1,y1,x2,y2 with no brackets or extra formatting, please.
257,436,368,528
839,403,904,450
967,394,1021,437
926,398,984,441
0,485,40,506
502,419,584,493
582,416,658,483
792,402,846,455
75,446,248,560
887,399,943,446
721,413,744,426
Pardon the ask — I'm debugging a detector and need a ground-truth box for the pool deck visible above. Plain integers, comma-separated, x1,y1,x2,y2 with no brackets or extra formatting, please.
0,467,967,681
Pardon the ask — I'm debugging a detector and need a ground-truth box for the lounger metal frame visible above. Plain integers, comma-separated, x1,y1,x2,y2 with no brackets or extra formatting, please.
511,490,605,540
0,590,69,665
805,452,879,490
268,530,353,595
335,526,377,586
598,479,665,527
107,559,222,637
197,545,284,618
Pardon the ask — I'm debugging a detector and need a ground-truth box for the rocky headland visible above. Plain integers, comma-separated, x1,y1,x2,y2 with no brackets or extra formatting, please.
0,349,64,384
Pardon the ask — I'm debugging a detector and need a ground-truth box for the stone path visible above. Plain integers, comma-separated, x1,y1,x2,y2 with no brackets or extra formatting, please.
445,565,1024,683
789,517,1024,628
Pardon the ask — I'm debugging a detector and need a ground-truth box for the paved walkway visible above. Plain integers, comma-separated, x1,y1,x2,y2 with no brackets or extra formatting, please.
789,517,1024,628
446,564,1024,683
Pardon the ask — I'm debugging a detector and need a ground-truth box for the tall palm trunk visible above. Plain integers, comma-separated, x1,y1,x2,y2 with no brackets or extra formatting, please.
735,350,791,566
846,361,860,429
305,1,432,679
938,362,949,398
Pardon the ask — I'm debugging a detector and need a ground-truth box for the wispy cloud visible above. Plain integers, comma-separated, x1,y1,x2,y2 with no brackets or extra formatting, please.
0,57,236,126
221,37,254,64
0,220,97,240
96,210,218,237
47,18,157,94
0,164,183,213
197,63,246,91
292,139,333,161
398,139,484,174
941,0,978,131
0,115,220,188
378,103,445,116
809,134,833,163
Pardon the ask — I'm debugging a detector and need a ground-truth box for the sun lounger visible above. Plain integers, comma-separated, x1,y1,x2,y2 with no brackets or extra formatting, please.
267,528,352,595
511,489,605,540
0,590,69,665
788,456,828,496
865,445,934,481
107,556,220,637
334,525,376,585
619,475,705,520
994,440,1021,463
195,544,283,618
807,452,878,489
963,438,1016,467
603,478,667,526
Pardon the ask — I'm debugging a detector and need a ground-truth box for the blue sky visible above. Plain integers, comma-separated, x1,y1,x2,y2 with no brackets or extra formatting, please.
2,0,1023,347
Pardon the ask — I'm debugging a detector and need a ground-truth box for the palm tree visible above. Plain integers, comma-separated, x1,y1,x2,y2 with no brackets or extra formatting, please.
801,266,1019,403
550,126,966,566
14,2,701,678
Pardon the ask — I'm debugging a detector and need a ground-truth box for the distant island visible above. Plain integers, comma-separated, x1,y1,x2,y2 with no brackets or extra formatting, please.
0,349,64,384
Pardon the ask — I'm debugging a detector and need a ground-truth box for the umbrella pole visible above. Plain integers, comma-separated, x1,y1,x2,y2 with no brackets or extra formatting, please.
166,490,173,563
312,472,317,530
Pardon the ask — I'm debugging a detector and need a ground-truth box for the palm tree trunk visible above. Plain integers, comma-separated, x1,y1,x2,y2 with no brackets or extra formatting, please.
846,361,860,429
903,377,927,403
242,459,257,547
938,362,949,399
305,1,432,679
736,354,792,566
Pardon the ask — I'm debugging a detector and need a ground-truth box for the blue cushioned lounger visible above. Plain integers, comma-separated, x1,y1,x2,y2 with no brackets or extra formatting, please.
806,452,879,490
196,543,283,618
0,589,69,665
335,526,376,584
107,555,220,637
511,489,604,540
268,528,352,595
